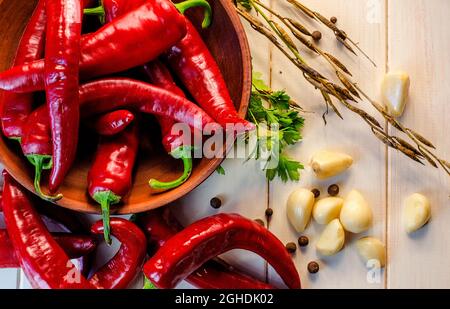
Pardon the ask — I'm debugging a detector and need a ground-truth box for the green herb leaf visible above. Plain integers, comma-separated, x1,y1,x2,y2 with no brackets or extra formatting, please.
216,165,226,175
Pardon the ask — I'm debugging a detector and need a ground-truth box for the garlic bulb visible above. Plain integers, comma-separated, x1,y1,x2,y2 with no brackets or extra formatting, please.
310,150,353,179
286,188,315,233
381,71,410,118
340,190,373,233
403,193,431,234
312,197,344,225
316,219,345,256
356,237,386,268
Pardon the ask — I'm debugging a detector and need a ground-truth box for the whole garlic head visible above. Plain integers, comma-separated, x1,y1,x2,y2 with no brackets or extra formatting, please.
340,190,373,233
403,193,431,234
316,219,345,256
356,237,386,268
286,188,315,233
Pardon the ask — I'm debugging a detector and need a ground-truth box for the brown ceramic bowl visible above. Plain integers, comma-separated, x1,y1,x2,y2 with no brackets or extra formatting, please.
0,0,251,214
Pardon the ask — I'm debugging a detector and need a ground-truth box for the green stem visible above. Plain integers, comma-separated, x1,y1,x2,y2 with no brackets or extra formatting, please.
83,0,105,24
175,0,212,28
143,277,158,290
27,155,63,202
93,190,121,245
149,146,193,190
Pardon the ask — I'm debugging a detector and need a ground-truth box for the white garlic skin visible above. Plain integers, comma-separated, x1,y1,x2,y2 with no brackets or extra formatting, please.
313,197,344,225
316,219,345,256
286,188,315,233
381,71,410,118
340,190,373,233
310,150,353,179
356,237,386,268
403,193,431,234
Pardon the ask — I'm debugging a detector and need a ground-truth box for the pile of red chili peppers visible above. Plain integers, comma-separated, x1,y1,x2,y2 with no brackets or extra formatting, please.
0,0,300,289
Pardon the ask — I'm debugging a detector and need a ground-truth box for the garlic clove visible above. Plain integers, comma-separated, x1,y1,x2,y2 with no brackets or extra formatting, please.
356,237,386,268
316,219,345,256
312,197,344,225
403,193,431,234
381,71,410,118
340,190,373,233
286,188,315,233
310,150,353,179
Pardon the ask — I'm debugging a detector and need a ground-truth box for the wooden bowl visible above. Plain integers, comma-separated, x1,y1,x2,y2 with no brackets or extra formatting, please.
0,0,251,214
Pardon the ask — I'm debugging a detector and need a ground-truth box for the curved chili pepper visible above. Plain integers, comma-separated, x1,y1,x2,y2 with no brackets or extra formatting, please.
88,218,147,289
165,20,254,134
0,0,212,93
44,0,83,193
87,123,139,244
143,61,193,191
143,213,301,289
91,110,135,136
137,209,274,289
0,0,45,140
2,171,94,289
0,230,97,268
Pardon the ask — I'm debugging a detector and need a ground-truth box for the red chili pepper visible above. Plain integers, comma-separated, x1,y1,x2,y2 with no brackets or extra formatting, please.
165,19,254,134
143,213,301,289
0,0,45,140
88,218,147,289
143,61,193,191
0,0,212,93
0,230,97,268
91,110,135,136
44,0,83,193
137,209,274,289
87,123,139,244
2,171,94,289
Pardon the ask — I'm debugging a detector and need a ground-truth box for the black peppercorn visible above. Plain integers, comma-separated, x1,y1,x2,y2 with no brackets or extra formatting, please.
265,208,274,217
312,31,322,41
210,197,222,209
328,184,340,196
311,188,321,198
298,236,309,247
330,16,338,24
285,242,297,254
308,261,320,274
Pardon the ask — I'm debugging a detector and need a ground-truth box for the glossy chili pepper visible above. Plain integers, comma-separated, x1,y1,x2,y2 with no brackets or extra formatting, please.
143,213,301,289
0,0,212,93
0,0,45,140
137,209,274,289
0,230,97,268
143,61,193,191
2,171,94,289
88,218,147,289
87,123,139,244
92,110,135,136
165,19,254,134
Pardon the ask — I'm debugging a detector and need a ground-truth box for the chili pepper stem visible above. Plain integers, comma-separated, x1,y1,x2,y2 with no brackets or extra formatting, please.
143,276,158,290
27,155,63,202
93,190,121,245
175,0,212,28
149,146,193,191
83,0,105,24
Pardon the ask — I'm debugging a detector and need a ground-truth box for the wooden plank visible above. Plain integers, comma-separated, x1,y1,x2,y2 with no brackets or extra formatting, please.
386,0,450,289
268,0,387,288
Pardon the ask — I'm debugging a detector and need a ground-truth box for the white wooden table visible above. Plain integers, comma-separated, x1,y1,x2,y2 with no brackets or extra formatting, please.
1,0,449,289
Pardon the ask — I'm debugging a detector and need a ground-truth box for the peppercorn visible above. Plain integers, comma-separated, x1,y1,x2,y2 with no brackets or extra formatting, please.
311,188,321,198
328,184,340,196
312,31,322,41
210,197,222,209
254,219,265,227
285,242,297,254
265,208,274,217
330,16,337,24
298,236,309,247
307,261,320,274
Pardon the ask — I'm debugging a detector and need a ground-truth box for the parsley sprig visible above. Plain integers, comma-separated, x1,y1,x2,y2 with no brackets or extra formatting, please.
246,72,305,182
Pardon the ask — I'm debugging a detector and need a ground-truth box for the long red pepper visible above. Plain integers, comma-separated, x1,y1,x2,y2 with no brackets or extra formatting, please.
143,213,301,289
92,110,135,136
0,0,45,140
164,19,254,134
0,230,97,268
44,0,83,193
2,171,94,289
88,218,147,289
137,209,274,289
0,0,212,93
87,123,139,244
